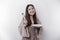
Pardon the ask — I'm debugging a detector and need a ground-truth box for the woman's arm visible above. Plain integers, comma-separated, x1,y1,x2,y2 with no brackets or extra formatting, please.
23,17,28,28
18,16,28,36
18,19,23,36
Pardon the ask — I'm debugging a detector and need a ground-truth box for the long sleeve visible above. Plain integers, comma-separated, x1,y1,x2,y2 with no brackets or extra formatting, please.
18,19,23,36
18,18,30,37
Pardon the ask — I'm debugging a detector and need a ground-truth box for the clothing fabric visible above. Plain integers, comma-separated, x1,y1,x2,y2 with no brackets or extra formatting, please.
18,17,42,40
22,27,39,40
18,19,30,37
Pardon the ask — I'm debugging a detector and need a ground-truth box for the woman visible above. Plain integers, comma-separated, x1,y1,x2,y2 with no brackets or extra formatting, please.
18,4,42,40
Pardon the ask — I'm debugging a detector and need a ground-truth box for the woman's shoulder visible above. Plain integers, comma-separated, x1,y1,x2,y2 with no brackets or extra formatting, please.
37,17,39,21
37,18,41,24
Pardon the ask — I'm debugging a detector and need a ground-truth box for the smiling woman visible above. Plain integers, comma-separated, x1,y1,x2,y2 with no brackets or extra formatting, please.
18,4,42,40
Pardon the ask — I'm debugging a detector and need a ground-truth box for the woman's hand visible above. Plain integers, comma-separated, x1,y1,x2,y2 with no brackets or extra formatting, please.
23,17,28,27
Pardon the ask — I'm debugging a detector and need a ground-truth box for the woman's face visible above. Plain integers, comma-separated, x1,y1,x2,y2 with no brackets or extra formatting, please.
28,6,35,16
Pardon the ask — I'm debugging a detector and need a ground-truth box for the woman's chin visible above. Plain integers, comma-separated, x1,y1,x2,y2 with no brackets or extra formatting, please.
30,14,34,16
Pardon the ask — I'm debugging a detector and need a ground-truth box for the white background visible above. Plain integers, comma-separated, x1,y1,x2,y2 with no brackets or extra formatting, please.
0,0,60,40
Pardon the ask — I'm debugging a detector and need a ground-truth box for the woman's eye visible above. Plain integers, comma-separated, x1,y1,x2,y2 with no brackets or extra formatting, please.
32,8,34,9
29,9,30,10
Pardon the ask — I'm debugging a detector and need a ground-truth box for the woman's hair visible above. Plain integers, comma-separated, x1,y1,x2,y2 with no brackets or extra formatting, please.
25,4,38,27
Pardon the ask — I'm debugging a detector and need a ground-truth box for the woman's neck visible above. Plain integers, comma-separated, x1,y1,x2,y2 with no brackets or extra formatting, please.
30,15,33,18
30,16,34,23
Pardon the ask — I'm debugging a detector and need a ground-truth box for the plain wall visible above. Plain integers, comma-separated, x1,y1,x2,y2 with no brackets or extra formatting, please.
0,0,60,40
